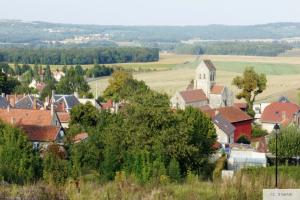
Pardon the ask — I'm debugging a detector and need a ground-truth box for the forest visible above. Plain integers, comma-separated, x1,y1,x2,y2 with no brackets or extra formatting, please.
0,47,159,65
174,42,292,56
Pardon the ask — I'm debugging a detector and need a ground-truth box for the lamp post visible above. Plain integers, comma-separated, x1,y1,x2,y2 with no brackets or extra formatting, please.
273,123,280,188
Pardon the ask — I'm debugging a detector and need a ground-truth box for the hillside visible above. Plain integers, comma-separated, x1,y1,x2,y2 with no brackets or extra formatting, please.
2,20,300,45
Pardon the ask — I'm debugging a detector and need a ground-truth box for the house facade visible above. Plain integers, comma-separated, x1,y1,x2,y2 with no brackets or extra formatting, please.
212,114,235,145
204,106,253,142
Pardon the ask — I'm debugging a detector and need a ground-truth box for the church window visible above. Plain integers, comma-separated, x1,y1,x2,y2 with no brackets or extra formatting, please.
199,74,201,79
203,74,206,79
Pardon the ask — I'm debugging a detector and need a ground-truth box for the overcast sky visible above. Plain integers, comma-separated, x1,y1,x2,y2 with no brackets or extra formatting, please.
1,0,300,25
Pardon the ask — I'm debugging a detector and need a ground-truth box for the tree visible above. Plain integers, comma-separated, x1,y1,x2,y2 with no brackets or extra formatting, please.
0,122,42,184
269,126,300,163
44,65,53,83
56,66,91,97
70,102,100,129
75,64,85,76
232,67,267,117
42,144,68,185
33,64,40,81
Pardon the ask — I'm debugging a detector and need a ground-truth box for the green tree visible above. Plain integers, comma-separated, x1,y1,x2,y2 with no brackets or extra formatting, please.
269,126,300,163
232,67,267,117
43,144,68,185
236,135,250,144
44,65,53,83
0,122,42,184
168,158,181,182
70,102,100,129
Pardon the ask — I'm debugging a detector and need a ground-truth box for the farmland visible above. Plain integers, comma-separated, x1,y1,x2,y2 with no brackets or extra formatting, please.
89,53,300,103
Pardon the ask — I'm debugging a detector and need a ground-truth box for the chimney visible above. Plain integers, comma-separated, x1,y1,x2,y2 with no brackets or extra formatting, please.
11,117,16,125
51,90,55,116
74,91,79,98
282,111,286,121
33,96,37,110
215,109,219,116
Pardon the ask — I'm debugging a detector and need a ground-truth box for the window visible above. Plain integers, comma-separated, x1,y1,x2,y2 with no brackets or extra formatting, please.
199,74,201,79
203,74,206,79
33,142,40,150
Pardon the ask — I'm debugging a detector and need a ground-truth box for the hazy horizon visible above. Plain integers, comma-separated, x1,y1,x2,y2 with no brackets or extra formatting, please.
1,0,300,26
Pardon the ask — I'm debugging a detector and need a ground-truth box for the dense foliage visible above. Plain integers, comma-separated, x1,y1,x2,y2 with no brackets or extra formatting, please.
69,72,217,183
0,121,42,184
0,47,159,65
269,126,300,161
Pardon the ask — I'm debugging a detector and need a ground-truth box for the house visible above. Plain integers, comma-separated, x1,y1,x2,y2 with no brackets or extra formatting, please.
204,106,253,142
29,79,46,93
171,89,208,109
53,69,65,82
227,144,267,171
171,60,234,109
57,112,71,128
15,95,44,110
212,114,235,146
253,102,271,123
78,98,101,110
260,97,300,133
52,93,80,113
0,107,64,149
20,125,64,149
0,94,10,109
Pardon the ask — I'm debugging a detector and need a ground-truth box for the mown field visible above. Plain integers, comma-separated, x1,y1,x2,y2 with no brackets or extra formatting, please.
89,53,300,103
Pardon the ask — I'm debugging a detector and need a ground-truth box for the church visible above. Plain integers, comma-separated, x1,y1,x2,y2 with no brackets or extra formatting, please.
171,59,234,110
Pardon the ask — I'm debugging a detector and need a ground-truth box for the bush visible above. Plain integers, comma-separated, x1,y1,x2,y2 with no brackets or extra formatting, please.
213,155,226,181
236,135,250,144
168,158,181,182
252,125,268,138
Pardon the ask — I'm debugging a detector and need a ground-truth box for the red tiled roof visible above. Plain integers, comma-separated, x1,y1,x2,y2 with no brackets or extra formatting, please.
57,112,70,123
0,108,54,126
102,99,113,109
204,106,252,123
73,132,89,143
179,89,208,103
20,125,60,142
211,85,224,94
234,103,248,109
199,105,211,111
261,102,300,124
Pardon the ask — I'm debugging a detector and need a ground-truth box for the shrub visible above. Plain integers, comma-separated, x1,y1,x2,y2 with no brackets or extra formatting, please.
213,155,227,181
168,158,181,182
236,135,250,144
252,125,268,138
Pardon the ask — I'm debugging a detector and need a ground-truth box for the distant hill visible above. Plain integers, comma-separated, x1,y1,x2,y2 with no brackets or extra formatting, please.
1,20,300,45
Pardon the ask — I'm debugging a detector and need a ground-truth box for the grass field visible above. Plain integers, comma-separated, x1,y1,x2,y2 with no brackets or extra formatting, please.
89,53,300,103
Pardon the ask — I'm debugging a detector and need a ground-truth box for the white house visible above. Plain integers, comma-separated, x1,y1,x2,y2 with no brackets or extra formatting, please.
212,113,235,146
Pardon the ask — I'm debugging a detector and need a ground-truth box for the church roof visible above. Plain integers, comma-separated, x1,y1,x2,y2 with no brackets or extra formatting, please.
203,60,216,71
179,89,208,103
211,85,224,94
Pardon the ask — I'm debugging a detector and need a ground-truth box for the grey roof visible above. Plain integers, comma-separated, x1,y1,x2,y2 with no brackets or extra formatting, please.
203,60,216,71
0,96,9,109
54,94,80,110
278,96,289,103
15,95,44,109
213,114,235,136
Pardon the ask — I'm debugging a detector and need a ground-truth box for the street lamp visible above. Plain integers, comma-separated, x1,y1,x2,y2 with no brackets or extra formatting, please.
273,123,280,188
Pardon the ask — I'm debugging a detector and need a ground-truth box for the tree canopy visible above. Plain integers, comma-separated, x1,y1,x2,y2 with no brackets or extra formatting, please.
232,67,267,117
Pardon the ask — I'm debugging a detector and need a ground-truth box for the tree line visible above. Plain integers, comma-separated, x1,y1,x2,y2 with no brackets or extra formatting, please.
174,42,292,56
0,47,159,65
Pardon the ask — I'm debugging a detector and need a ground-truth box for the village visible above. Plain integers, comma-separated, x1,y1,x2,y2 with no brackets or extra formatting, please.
0,59,299,181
